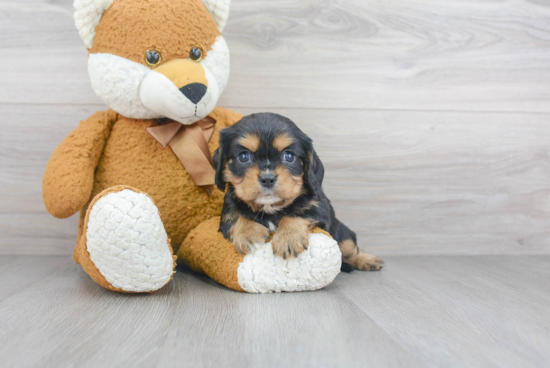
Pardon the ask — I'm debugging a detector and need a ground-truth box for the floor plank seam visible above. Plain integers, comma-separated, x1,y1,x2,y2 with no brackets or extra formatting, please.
331,281,414,358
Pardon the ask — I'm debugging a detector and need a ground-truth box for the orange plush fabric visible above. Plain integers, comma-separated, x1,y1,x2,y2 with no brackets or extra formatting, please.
91,0,220,65
43,110,118,219
44,106,242,291
71,107,242,250
178,217,245,292
43,0,248,293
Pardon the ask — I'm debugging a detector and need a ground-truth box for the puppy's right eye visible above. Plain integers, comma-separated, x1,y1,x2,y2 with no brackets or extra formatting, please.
283,152,296,163
239,152,251,163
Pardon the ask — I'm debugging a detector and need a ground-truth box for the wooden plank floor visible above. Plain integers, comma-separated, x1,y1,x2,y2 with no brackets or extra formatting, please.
0,255,548,368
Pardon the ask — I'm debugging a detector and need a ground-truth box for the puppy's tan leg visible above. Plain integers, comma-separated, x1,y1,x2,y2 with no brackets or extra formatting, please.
340,239,384,271
230,216,270,255
272,217,312,259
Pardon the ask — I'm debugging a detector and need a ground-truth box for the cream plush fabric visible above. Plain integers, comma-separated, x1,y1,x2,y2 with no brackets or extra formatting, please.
86,190,175,293
237,234,342,294
75,0,115,48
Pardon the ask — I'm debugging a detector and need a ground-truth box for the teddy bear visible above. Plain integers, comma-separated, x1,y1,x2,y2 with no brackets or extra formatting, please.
42,0,342,294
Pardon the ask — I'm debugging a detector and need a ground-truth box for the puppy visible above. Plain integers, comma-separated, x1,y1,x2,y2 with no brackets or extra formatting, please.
213,113,383,272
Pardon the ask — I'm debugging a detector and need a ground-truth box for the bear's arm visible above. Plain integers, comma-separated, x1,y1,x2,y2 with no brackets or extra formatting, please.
42,110,118,219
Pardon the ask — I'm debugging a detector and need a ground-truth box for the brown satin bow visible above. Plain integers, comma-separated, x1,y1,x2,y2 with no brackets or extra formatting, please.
147,116,217,196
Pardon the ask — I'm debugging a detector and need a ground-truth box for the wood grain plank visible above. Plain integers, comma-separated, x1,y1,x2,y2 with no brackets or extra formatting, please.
0,1,99,105
0,262,186,368
235,107,550,256
0,104,104,214
154,271,419,368
333,255,550,368
224,0,550,113
1,0,550,112
0,255,70,302
0,255,547,367
0,214,79,255
2,104,550,255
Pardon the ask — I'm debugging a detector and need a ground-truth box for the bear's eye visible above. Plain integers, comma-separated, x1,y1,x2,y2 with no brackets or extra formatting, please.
189,47,203,62
145,50,162,67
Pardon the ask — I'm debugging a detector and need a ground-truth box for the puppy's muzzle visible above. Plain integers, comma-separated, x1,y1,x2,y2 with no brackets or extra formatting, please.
260,173,277,189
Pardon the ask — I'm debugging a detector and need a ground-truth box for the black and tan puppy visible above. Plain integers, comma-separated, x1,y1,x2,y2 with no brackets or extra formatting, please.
213,113,383,272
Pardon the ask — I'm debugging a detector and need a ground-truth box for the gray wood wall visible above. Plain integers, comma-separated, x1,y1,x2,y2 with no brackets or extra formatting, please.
1,0,549,256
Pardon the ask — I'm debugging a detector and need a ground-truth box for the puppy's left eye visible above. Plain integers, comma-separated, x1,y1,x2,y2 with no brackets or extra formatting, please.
239,152,251,163
283,152,295,163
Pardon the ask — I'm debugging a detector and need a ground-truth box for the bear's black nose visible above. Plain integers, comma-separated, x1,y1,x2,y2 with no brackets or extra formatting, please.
260,174,277,189
179,83,207,104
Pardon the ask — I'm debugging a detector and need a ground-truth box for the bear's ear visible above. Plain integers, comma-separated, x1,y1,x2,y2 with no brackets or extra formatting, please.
74,0,116,49
200,0,231,32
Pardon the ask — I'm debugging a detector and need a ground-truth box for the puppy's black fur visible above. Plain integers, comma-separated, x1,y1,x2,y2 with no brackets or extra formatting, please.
213,113,383,272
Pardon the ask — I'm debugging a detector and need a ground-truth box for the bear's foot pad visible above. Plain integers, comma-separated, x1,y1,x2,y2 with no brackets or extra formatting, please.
237,233,342,294
86,189,175,293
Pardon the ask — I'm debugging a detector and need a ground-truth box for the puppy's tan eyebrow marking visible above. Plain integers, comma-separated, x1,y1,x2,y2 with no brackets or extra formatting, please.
273,133,294,151
238,134,261,152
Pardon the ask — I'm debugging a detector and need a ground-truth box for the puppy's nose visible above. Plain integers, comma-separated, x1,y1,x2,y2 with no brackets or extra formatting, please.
260,173,277,189
179,83,207,104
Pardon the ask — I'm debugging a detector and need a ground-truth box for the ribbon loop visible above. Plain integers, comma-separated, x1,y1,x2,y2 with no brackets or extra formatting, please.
147,116,217,196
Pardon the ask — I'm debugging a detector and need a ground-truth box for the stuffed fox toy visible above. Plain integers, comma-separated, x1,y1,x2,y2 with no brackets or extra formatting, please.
43,0,341,294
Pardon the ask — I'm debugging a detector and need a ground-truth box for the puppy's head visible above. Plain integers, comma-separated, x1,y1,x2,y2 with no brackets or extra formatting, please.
214,113,324,213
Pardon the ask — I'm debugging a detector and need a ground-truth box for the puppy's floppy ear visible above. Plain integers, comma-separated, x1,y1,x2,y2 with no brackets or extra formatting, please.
214,128,234,191
213,148,224,190
304,143,325,196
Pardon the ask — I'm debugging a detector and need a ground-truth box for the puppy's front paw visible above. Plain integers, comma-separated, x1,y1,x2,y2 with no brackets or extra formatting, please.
231,217,270,254
272,230,309,259
351,252,384,271
271,217,313,259
233,234,268,255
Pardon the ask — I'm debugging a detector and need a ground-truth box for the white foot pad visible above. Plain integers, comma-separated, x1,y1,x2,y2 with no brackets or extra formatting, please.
237,233,342,294
86,189,174,292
